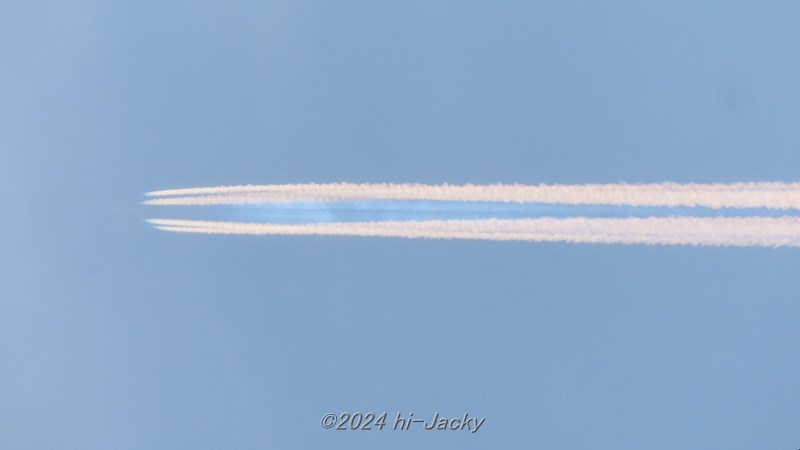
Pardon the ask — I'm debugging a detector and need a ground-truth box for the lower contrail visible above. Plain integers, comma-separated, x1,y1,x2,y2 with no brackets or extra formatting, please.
147,217,800,247
144,182,800,248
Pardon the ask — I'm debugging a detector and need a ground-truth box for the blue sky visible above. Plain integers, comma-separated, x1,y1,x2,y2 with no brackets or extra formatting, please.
155,201,800,224
2,1,800,449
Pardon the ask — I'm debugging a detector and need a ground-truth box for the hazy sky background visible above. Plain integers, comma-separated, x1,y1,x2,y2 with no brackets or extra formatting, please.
2,1,799,449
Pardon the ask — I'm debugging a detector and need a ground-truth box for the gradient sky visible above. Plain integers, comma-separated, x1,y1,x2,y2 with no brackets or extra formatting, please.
2,1,800,449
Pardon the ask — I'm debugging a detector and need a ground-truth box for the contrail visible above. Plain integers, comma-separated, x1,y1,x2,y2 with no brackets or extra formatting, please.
144,182,800,247
147,217,800,247
144,182,800,209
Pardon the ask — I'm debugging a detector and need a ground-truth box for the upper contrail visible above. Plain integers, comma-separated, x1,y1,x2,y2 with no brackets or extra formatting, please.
144,182,800,209
144,182,800,248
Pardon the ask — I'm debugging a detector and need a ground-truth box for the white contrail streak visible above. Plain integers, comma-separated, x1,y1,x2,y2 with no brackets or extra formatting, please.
147,217,800,248
143,182,800,209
